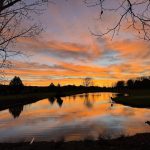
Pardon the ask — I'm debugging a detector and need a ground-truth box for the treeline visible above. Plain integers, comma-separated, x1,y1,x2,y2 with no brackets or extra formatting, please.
1,76,149,96
0,76,49,95
0,85,50,95
115,76,150,89
0,76,105,96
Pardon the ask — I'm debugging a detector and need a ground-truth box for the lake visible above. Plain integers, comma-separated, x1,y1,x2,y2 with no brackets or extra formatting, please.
0,92,150,142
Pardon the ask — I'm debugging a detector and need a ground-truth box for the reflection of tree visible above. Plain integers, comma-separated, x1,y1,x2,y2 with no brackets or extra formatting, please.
145,121,150,126
48,97,55,104
9,105,24,118
48,97,63,107
56,97,63,107
73,95,76,101
84,93,93,108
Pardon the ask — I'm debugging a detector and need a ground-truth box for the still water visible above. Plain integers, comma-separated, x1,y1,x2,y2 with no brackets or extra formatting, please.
0,92,150,142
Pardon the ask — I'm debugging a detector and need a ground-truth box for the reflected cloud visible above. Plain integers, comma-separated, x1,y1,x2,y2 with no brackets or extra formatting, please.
0,93,150,142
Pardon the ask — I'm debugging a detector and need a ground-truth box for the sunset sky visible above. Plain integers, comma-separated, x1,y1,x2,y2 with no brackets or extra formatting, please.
4,0,150,86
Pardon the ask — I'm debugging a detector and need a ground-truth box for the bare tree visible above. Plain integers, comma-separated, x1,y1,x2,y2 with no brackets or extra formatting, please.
83,77,93,87
84,0,150,40
0,0,52,69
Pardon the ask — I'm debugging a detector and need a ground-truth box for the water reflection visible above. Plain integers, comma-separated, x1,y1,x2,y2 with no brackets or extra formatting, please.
84,93,94,108
0,92,150,142
48,97,63,107
8,96,64,119
56,97,63,107
48,97,55,104
9,105,24,118
145,121,150,126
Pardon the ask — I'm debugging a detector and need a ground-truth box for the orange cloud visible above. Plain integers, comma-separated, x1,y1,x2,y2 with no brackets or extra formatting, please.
107,39,150,60
17,38,102,61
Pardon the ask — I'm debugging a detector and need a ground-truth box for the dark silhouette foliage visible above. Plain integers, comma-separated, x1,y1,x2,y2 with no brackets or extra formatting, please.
8,76,24,94
115,76,150,89
1,75,150,97
126,80,134,89
115,81,125,89
9,76,24,87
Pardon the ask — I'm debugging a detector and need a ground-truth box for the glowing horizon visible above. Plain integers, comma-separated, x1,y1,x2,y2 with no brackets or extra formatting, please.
3,0,150,86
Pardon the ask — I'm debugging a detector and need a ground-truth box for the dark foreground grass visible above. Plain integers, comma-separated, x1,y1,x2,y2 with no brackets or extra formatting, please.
0,133,150,150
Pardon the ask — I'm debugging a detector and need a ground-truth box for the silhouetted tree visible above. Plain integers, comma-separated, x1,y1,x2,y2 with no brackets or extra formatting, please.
141,78,150,88
127,79,134,89
0,0,51,69
49,83,55,87
9,76,24,87
49,82,56,91
9,76,24,93
83,77,93,87
115,80,125,89
116,76,150,89
57,83,61,87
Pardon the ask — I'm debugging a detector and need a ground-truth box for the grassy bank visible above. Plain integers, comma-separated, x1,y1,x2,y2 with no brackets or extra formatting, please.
0,89,98,101
112,89,150,108
0,88,150,110
112,95,150,108
0,133,150,150
0,92,57,108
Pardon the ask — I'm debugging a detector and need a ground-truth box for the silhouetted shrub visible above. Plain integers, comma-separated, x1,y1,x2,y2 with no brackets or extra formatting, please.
9,76,24,87
9,76,24,94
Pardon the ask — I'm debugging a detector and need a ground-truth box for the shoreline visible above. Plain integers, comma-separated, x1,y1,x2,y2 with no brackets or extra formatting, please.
0,133,150,150
0,90,91,111
0,89,150,111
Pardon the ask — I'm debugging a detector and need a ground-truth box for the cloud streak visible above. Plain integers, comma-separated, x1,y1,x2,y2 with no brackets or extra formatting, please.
3,1,150,86
17,38,102,62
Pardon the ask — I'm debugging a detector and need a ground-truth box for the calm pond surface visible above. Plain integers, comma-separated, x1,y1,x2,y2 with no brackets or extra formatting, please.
0,92,150,142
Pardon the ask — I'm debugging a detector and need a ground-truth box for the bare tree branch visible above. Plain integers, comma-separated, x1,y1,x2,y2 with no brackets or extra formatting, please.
0,0,21,12
0,0,51,77
83,77,94,87
84,0,150,40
